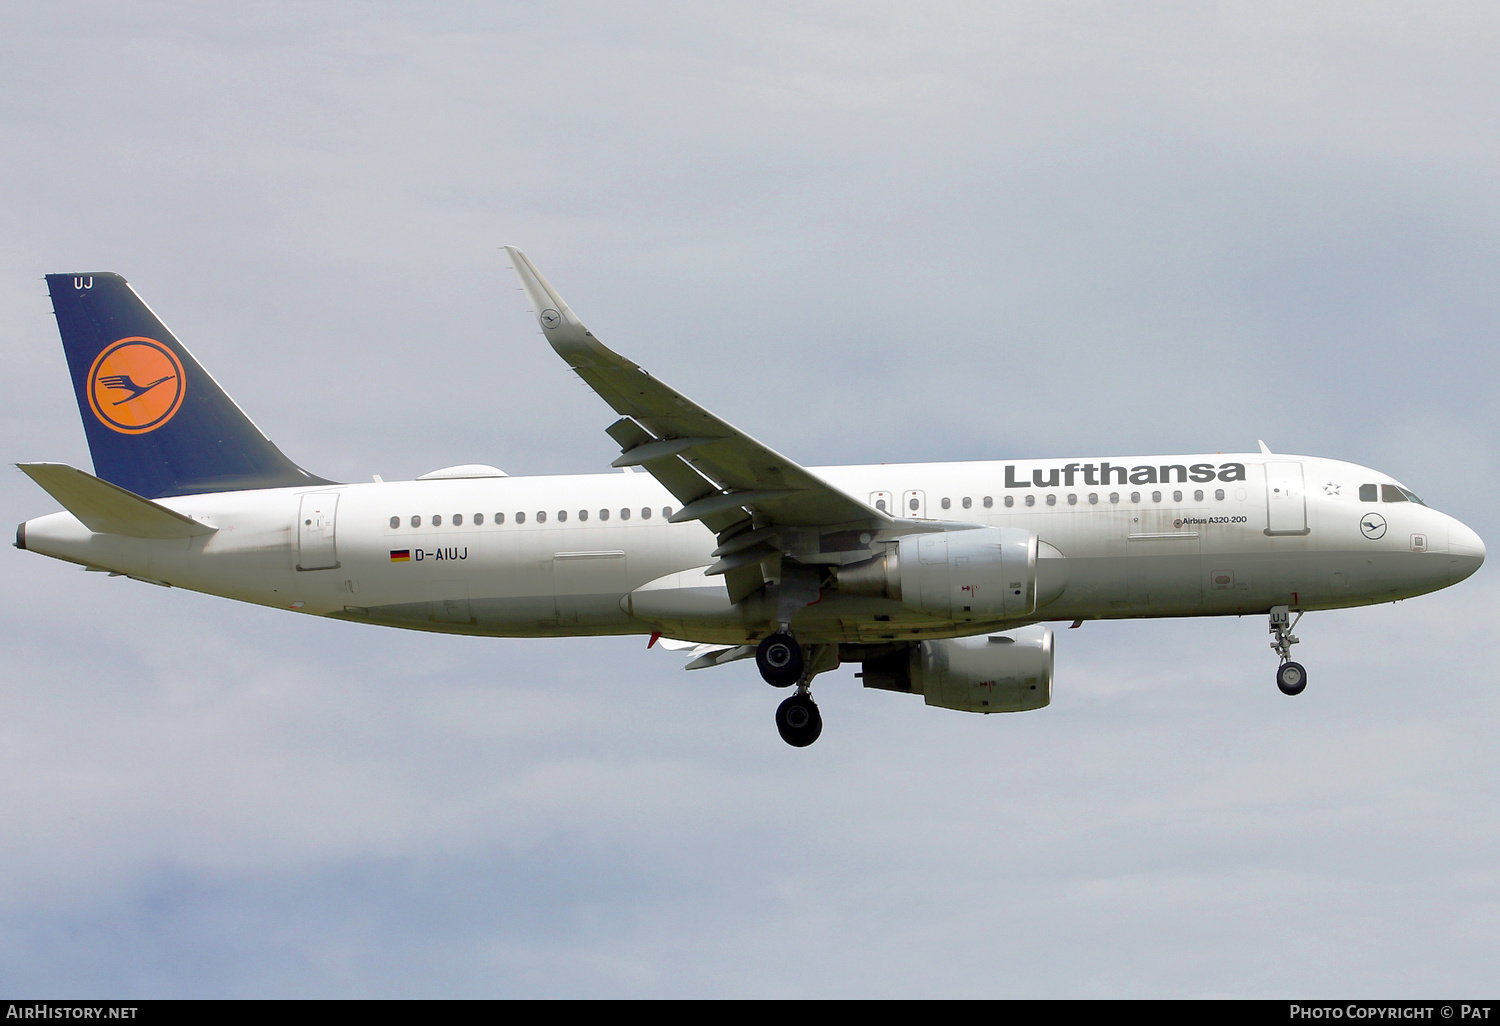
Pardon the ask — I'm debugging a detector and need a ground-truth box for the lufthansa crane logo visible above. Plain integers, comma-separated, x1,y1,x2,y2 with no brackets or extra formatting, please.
539,308,562,329
1360,512,1387,540
86,337,186,434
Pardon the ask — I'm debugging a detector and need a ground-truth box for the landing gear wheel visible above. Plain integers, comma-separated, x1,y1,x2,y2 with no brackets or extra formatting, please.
756,632,803,688
775,694,823,747
1276,661,1307,696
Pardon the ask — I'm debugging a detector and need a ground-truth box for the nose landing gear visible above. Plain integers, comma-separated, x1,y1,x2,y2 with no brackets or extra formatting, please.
1276,660,1307,696
1270,605,1307,696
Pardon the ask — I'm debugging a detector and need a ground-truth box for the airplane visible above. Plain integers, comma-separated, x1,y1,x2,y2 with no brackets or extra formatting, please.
15,252,1486,747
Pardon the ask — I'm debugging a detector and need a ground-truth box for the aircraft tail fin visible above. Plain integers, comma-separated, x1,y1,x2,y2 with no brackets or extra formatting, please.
17,462,217,539
44,273,331,498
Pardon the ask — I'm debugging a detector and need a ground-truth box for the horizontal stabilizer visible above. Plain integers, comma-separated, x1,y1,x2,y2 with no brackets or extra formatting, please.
18,463,217,538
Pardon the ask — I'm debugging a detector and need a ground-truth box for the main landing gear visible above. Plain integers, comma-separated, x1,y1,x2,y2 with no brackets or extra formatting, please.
775,692,822,747
756,631,803,688
756,628,826,747
1269,605,1307,696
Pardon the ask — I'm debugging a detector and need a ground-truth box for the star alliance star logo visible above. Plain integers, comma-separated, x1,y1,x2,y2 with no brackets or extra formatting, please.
1323,481,1341,495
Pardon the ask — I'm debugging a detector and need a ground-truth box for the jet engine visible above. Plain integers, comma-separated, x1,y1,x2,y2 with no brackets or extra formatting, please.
857,625,1054,713
836,527,1066,621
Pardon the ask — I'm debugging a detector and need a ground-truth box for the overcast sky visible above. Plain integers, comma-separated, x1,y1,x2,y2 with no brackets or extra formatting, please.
2,1,1498,997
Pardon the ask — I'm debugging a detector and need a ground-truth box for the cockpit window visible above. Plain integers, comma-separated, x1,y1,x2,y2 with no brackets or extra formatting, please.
1381,484,1407,503
1359,484,1377,502
1398,486,1426,506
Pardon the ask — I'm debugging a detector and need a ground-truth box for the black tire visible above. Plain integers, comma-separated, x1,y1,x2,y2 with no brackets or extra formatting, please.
756,632,803,687
775,694,823,747
1276,661,1307,696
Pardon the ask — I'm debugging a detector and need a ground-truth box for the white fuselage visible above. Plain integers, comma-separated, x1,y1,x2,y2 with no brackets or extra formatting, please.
20,452,1485,646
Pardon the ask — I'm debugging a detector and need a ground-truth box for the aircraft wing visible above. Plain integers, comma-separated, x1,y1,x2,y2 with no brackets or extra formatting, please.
506,248,896,595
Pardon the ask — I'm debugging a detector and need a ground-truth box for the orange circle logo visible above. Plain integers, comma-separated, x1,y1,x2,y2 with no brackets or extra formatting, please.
86,337,186,434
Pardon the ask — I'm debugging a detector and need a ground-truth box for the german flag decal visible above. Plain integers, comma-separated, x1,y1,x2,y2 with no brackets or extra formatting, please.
389,549,411,562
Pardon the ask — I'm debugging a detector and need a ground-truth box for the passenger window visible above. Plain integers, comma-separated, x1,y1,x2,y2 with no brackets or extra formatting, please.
599,509,609,521
875,499,886,511
962,496,972,509
453,513,463,526
432,514,442,526
495,513,505,524
389,516,400,530
1359,484,1378,502
474,513,484,525
1214,489,1225,501
983,496,993,508
579,509,588,521
1067,494,1077,505
516,512,525,524
1088,493,1098,505
536,511,546,523
1172,491,1182,502
1193,490,1203,502
1131,492,1141,503
908,497,919,512
411,515,421,528
1025,495,1035,507
1046,494,1057,506
1382,484,1407,503
941,497,951,510
1151,491,1161,502
558,510,567,522
1109,492,1120,504
1004,496,1014,508
663,507,673,518
620,508,631,520
641,507,651,519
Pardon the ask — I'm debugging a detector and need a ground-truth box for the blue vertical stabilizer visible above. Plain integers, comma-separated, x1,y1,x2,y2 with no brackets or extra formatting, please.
45,273,331,498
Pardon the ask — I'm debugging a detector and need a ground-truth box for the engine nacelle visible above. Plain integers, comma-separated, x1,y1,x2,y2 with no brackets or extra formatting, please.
859,625,1054,713
839,527,1064,622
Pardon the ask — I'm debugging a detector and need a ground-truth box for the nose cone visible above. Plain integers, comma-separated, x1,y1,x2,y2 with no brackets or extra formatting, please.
1448,518,1486,584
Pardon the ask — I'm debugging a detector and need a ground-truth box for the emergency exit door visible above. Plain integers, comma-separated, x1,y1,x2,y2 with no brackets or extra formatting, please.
297,492,341,570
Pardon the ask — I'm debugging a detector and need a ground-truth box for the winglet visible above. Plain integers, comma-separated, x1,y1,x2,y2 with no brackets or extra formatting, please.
18,462,217,538
505,246,618,370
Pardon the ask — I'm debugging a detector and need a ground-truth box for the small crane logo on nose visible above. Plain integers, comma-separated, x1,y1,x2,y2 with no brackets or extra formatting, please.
1360,513,1387,540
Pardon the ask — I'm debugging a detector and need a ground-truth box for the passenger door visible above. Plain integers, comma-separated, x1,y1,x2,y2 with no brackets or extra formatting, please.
1265,461,1309,535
